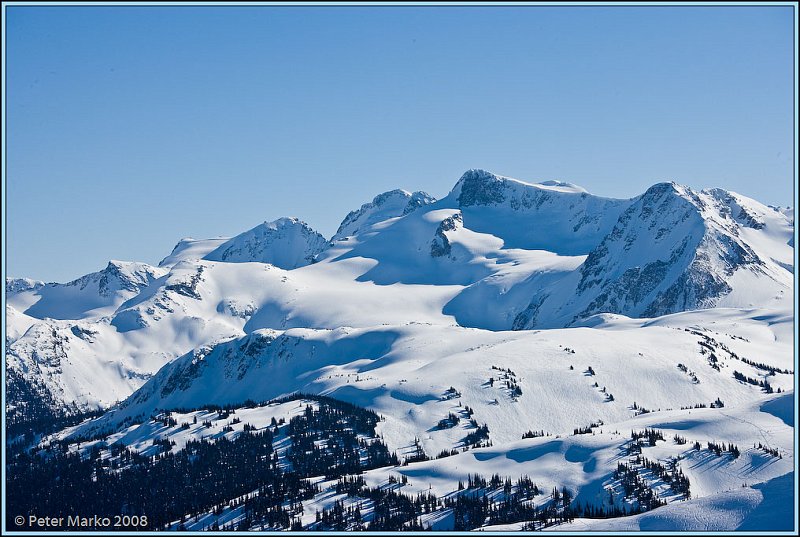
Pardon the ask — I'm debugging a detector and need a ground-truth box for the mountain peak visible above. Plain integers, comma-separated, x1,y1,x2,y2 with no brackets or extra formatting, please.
159,237,230,268
451,169,590,206
638,181,685,203
333,188,436,241
262,216,303,229
451,169,505,206
371,189,413,205
95,260,165,296
103,259,136,274
6,277,45,294
203,217,327,269
100,259,160,275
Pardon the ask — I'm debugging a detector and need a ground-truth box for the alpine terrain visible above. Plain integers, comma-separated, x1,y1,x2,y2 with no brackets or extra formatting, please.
5,170,796,532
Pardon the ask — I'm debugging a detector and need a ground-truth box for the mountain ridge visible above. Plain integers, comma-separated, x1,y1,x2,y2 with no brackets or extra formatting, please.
5,169,794,425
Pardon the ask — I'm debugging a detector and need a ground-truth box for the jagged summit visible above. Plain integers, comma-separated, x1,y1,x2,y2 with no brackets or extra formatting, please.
372,189,414,204
203,217,327,269
263,216,304,227
6,260,166,321
449,169,591,206
512,181,793,329
6,277,45,294
332,188,435,241
96,260,164,295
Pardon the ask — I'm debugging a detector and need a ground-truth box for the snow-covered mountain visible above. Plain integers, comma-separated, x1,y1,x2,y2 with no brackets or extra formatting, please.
6,277,44,295
7,260,167,321
512,182,794,329
159,237,229,268
5,169,795,531
204,217,328,269
449,169,628,255
332,188,436,242
5,170,793,423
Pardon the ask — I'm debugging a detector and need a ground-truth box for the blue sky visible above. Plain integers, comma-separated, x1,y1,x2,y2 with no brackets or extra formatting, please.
6,5,795,282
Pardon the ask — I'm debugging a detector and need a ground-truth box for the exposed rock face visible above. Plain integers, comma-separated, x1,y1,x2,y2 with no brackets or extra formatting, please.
333,189,435,241
513,182,778,329
448,169,629,255
204,217,328,269
7,261,167,321
6,278,44,294
455,169,508,206
430,212,463,258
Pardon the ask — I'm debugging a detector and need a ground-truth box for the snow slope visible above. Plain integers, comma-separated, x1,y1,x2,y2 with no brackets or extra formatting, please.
485,473,795,532
48,387,795,532
70,308,793,461
159,237,229,268
5,305,38,345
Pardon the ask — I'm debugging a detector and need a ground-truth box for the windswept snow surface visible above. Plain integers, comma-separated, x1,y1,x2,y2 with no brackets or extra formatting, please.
71,308,794,453
159,237,229,267
8,169,796,531
5,305,38,344
532,472,795,532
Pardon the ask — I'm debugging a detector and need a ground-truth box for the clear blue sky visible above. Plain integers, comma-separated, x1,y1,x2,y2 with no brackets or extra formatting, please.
5,5,795,282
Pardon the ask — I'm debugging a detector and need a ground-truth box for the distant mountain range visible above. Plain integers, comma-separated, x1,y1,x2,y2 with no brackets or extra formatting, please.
6,169,795,532
6,169,793,426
